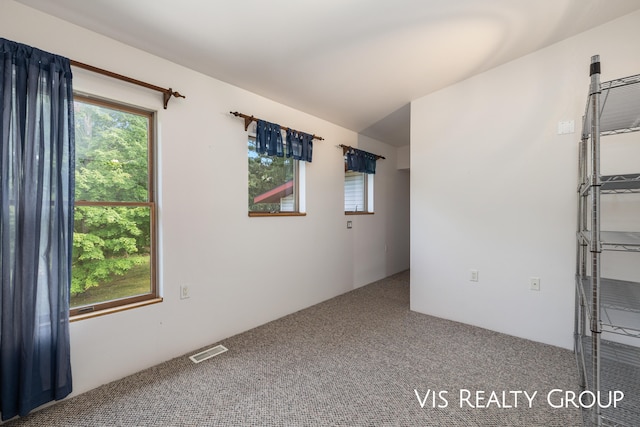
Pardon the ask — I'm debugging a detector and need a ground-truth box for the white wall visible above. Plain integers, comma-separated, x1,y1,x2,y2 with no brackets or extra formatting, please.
1,1,409,398
410,10,640,349
352,135,411,288
397,145,410,170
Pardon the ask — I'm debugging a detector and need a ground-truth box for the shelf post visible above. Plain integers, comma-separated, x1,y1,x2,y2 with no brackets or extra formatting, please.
575,124,588,392
588,54,602,427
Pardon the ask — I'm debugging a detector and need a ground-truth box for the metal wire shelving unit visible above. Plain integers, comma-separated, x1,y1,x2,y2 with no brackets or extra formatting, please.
575,55,640,427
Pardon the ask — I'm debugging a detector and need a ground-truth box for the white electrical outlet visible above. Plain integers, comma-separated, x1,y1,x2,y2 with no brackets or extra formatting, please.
470,270,479,282
530,277,540,291
557,120,575,135
180,285,190,299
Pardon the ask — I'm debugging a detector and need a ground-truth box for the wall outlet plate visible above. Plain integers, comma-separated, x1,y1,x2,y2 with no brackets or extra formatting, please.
557,120,575,135
180,285,190,299
347,220,353,229
530,277,540,291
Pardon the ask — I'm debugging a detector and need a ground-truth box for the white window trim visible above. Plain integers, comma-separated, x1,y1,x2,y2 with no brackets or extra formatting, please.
344,171,374,214
298,161,306,213
366,173,374,212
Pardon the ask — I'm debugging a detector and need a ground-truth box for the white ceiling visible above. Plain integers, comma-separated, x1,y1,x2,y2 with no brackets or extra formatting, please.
14,0,640,146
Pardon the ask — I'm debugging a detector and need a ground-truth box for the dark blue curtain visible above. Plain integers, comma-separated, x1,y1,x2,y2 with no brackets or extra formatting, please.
346,148,376,174
255,119,313,162
0,38,74,420
286,129,312,163
255,119,283,157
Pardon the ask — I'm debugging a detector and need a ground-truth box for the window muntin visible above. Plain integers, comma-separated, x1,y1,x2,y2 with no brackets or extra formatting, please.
71,96,157,316
248,136,299,214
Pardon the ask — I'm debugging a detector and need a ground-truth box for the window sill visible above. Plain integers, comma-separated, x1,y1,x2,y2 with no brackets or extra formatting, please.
248,212,307,217
345,211,374,215
70,297,163,322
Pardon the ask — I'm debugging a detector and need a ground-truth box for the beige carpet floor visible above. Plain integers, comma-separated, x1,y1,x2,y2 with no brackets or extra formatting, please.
7,271,583,426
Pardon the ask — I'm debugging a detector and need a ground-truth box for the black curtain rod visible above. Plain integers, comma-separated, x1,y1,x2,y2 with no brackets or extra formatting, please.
338,144,385,160
70,60,185,109
230,111,324,141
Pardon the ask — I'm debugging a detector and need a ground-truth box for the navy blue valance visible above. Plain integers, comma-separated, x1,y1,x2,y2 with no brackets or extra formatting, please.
255,120,283,157
286,129,313,162
345,147,378,174
255,119,313,162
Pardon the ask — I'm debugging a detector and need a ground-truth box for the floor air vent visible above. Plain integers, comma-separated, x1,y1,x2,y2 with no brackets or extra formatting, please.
189,345,228,363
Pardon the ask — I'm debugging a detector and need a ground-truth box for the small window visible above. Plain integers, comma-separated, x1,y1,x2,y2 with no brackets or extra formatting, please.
71,96,158,317
248,136,304,215
345,169,374,214
345,171,366,212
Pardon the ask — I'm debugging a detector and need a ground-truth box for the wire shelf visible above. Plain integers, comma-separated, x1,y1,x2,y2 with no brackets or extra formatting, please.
579,231,640,252
581,277,640,314
576,57,640,427
579,277,640,337
580,174,640,195
583,73,640,137
601,174,640,193
580,336,640,426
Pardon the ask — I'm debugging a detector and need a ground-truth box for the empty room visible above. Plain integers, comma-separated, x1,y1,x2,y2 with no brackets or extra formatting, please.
1,1,640,426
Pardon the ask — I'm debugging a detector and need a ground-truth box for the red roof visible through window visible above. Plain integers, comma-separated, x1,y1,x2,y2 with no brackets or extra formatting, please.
253,180,293,204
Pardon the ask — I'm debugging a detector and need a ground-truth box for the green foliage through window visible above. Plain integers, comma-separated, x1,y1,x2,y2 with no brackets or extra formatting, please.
71,97,155,311
72,206,150,296
75,101,149,202
248,137,296,212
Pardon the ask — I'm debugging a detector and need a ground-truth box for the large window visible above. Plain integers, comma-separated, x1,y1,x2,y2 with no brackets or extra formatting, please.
248,136,303,215
71,96,158,317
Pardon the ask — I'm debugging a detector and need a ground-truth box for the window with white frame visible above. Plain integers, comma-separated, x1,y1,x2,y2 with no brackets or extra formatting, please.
344,171,374,214
343,145,378,214
248,133,305,215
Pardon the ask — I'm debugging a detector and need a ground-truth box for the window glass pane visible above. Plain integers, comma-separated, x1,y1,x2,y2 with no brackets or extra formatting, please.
71,206,152,308
74,101,149,202
248,138,296,212
71,96,156,316
345,171,365,212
